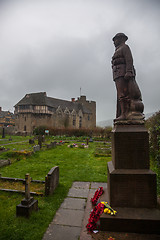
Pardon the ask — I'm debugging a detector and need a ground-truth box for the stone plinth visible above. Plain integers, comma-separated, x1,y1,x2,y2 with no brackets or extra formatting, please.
112,125,149,169
16,174,38,218
100,124,160,234
107,161,157,208
100,188,160,234
16,198,38,218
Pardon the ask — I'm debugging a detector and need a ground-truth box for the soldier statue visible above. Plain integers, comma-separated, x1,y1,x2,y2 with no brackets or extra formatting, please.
112,33,144,123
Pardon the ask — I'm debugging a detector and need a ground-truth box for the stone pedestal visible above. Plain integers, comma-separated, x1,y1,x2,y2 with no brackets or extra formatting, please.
16,197,38,218
100,124,160,234
112,125,150,169
16,173,38,218
107,162,157,208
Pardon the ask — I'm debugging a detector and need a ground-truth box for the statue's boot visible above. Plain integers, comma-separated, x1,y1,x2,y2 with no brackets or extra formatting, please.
115,99,127,120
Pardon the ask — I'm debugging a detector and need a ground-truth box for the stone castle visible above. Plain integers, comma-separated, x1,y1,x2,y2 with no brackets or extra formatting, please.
14,92,96,134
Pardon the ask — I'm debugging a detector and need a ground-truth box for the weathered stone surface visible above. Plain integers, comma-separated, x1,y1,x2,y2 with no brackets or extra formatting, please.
0,159,11,168
100,122,159,234
53,208,84,227
46,142,56,149
15,93,96,134
29,139,35,144
100,188,160,234
45,166,59,195
16,173,38,217
43,225,81,240
16,199,38,218
51,141,56,148
107,161,157,208
107,125,157,208
91,182,107,189
67,188,89,198
72,181,90,189
33,145,40,152
112,125,149,169
60,197,86,210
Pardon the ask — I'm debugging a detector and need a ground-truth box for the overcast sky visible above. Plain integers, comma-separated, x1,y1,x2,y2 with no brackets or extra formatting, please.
0,0,160,122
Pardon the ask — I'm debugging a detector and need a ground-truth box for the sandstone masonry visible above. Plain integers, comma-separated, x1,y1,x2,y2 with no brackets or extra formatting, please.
14,92,96,134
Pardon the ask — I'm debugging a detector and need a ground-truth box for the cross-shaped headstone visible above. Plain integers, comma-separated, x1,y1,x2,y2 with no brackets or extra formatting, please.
25,173,31,200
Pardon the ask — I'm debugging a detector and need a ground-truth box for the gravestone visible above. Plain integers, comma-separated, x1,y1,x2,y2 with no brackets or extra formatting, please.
29,139,35,144
51,141,57,148
46,142,56,149
45,166,59,195
0,159,11,168
38,135,42,148
33,145,40,152
16,174,38,218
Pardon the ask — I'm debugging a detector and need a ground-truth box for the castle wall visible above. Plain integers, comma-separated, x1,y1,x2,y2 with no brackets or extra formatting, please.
15,94,96,134
76,96,96,128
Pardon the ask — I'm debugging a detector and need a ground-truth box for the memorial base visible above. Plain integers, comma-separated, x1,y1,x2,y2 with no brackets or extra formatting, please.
16,198,38,218
100,188,160,234
107,161,157,208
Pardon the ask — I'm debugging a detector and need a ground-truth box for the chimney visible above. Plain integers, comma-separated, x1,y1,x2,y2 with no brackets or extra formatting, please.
71,98,75,102
0,107,2,112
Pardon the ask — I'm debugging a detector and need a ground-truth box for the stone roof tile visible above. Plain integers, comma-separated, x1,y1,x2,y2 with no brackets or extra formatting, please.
15,92,91,114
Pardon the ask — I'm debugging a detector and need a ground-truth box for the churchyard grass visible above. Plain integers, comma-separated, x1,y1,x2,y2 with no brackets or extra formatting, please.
0,140,110,240
0,136,160,240
0,135,30,144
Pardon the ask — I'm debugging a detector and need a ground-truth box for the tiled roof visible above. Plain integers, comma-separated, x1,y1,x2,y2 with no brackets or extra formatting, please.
15,92,91,114
0,111,15,119
15,92,47,106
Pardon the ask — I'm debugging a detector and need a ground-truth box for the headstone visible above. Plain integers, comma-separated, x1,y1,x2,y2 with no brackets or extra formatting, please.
25,173,30,200
16,174,38,218
38,135,42,148
0,159,11,168
42,135,45,142
29,139,35,144
33,145,40,152
45,166,59,195
51,141,57,148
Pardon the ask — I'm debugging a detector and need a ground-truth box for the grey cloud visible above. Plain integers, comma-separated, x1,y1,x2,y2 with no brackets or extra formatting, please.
0,0,160,121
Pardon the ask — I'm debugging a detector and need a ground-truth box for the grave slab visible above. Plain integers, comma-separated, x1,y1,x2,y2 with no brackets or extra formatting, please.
60,197,86,210
72,181,90,189
43,225,81,240
16,199,38,218
91,182,107,189
67,188,89,198
100,187,160,234
53,208,84,227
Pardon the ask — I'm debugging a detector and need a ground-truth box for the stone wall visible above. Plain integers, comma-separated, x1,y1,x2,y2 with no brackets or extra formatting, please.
15,95,96,134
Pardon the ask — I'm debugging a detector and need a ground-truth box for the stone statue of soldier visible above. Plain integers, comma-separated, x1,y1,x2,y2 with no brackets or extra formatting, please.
112,33,144,123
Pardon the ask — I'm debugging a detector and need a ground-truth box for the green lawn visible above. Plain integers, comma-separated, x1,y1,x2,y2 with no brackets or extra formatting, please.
0,141,110,240
0,136,159,240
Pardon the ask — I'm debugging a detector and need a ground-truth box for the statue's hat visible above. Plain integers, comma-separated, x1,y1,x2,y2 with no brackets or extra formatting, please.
112,33,128,41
